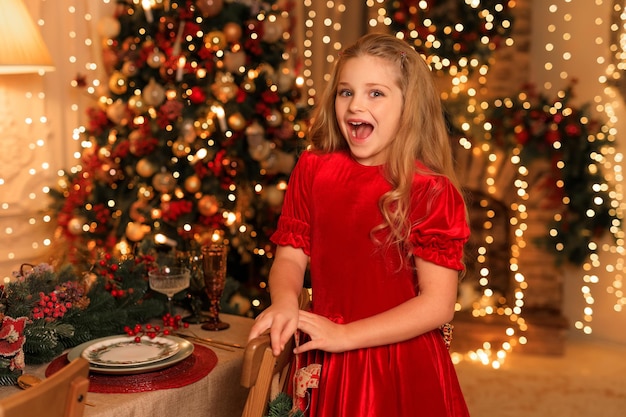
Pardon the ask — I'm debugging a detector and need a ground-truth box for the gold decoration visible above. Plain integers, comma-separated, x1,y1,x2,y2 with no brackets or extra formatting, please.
106,99,127,124
223,22,242,43
228,112,246,131
142,78,166,106
211,72,238,103
152,172,177,193
108,71,128,95
266,108,283,127
171,139,190,158
184,175,202,193
125,222,151,241
128,94,145,115
121,60,138,77
281,101,297,121
223,50,246,73
197,194,219,216
146,48,166,68
204,30,227,51
67,217,86,235
195,0,224,18
262,18,283,43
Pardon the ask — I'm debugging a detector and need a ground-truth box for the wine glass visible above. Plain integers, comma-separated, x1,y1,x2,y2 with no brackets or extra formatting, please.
148,266,191,316
201,244,230,331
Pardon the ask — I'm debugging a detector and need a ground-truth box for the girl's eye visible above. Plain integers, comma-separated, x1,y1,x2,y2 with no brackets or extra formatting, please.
370,90,383,97
338,89,352,97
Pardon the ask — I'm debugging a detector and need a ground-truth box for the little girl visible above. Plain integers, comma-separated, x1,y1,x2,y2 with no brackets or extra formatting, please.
249,33,471,416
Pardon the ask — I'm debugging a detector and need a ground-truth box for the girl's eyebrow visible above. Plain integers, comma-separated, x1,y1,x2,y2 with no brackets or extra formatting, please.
337,81,392,91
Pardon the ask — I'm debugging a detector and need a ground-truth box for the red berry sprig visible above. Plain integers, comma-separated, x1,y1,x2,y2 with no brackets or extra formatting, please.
124,313,189,343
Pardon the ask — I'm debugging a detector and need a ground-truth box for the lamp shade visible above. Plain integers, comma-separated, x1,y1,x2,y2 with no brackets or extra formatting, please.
0,0,54,74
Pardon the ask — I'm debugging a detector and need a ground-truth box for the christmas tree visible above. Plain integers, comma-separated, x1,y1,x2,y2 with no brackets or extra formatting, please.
48,0,309,310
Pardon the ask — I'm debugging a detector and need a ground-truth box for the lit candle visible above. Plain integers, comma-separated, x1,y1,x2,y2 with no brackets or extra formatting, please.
176,56,186,82
172,21,186,56
212,105,227,132
142,0,153,24
155,233,178,247
189,147,208,165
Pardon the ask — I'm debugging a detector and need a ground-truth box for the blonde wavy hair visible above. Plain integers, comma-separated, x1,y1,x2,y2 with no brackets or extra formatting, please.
308,33,463,262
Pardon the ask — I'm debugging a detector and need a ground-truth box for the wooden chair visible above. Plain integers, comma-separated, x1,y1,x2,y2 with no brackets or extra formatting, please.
240,288,310,417
0,357,90,417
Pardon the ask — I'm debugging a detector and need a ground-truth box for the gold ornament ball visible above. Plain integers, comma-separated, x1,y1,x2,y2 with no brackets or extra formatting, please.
147,49,166,68
281,101,298,121
197,195,219,216
223,22,242,43
108,71,128,95
228,112,246,131
128,94,145,115
137,185,155,200
196,0,224,17
212,80,238,103
223,50,246,73
266,109,283,127
129,129,146,155
121,60,138,77
294,120,308,138
106,99,127,124
204,30,227,51
172,139,190,158
152,172,177,193
142,78,166,107
184,175,202,193
136,158,158,177
67,217,86,235
262,19,283,43
242,77,256,93
125,222,150,242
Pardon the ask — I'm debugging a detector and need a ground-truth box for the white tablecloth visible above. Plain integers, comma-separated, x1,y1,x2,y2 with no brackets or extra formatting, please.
0,314,254,417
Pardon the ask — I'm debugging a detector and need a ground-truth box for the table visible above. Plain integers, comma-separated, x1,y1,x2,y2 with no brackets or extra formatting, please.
0,313,254,417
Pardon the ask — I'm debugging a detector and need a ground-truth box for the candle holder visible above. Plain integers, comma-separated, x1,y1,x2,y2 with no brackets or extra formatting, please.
201,244,230,331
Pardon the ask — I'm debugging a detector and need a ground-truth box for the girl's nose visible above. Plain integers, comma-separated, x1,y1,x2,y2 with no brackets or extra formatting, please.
348,95,365,112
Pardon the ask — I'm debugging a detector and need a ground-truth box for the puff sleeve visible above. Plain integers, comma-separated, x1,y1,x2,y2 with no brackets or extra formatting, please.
409,175,470,271
269,150,317,255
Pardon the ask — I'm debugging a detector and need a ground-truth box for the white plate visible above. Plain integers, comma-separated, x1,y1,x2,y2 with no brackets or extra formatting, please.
68,335,194,375
80,335,180,367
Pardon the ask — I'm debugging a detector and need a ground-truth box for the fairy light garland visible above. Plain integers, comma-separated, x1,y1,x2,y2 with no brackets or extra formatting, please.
535,0,626,334
598,0,626,316
0,0,62,282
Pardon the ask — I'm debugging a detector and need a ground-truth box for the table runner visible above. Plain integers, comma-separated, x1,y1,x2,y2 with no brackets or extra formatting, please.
45,344,217,393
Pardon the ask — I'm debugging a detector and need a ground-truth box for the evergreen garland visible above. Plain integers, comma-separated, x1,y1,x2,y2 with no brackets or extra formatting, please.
265,392,304,417
1,257,163,365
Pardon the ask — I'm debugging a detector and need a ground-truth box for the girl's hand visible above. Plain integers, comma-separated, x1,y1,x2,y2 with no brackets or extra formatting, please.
295,310,350,354
249,299,300,356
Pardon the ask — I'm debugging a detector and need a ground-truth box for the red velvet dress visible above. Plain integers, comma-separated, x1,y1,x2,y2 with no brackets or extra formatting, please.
271,150,471,417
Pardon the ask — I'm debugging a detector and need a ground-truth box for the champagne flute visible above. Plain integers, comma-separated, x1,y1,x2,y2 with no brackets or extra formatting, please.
148,266,191,316
201,244,230,331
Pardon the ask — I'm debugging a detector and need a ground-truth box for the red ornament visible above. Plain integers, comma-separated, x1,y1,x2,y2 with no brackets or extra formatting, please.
188,86,207,104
